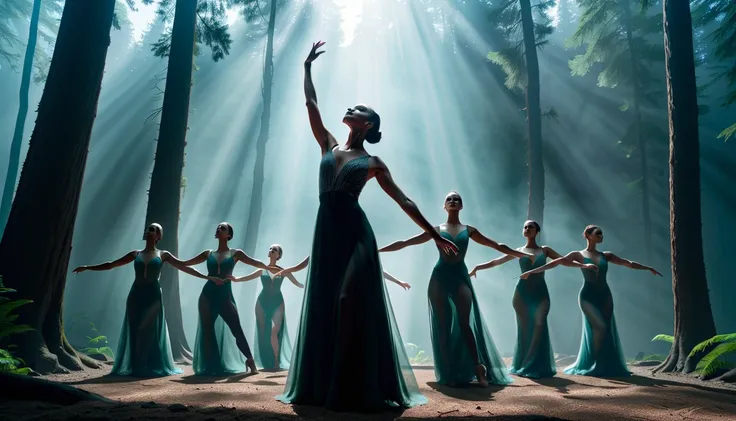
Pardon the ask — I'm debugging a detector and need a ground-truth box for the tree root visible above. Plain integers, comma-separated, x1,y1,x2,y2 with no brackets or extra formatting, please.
716,367,736,383
0,373,110,405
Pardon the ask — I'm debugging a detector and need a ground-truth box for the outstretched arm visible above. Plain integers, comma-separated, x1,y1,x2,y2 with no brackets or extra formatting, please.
545,247,591,269
373,158,458,255
604,252,663,276
177,250,209,266
162,252,221,282
520,251,592,279
276,256,310,276
304,41,337,153
379,231,433,252
73,251,137,273
286,273,305,288
233,249,271,271
469,227,531,259
383,271,410,290
228,269,263,283
469,255,515,277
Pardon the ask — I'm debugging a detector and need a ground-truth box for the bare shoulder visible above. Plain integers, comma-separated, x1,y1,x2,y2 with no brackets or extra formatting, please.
466,225,477,235
369,155,388,170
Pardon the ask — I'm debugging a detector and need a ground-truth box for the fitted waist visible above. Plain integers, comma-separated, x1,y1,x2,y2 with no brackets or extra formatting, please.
319,190,359,205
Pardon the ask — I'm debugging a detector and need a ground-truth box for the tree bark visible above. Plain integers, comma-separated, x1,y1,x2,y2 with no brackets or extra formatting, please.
0,0,115,374
519,0,545,226
0,0,41,232
143,0,198,363
243,0,277,257
654,0,717,375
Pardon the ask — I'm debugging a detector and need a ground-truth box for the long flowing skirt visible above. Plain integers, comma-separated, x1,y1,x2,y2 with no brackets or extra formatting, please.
564,282,631,377
254,291,292,370
110,281,182,377
192,281,246,375
508,279,556,378
428,261,512,386
276,192,427,411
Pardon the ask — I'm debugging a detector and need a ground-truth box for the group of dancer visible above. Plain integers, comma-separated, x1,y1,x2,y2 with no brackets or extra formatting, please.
73,41,662,412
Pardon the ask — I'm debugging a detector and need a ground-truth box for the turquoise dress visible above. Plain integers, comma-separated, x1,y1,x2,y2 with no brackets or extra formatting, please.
564,254,631,377
192,252,246,375
254,271,292,370
110,252,181,377
509,251,556,378
277,147,426,411
428,227,512,386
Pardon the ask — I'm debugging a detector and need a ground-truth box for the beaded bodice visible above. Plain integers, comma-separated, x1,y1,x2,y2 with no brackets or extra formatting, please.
318,148,370,198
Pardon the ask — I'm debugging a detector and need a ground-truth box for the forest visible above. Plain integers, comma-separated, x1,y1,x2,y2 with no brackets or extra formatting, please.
0,0,735,420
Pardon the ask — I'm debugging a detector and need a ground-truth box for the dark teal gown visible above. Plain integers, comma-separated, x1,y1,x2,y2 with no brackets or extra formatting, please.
254,271,292,370
428,227,512,386
192,252,247,375
110,252,182,377
508,251,556,378
564,255,631,377
276,147,427,411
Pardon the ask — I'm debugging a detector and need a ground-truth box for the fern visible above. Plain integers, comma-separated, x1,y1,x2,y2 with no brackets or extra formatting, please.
689,333,736,356
651,334,674,343
718,122,736,142
695,341,736,377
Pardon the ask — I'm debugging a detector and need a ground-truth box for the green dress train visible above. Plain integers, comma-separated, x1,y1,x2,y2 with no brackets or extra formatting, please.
276,147,427,411
192,252,247,375
428,227,512,386
508,252,556,378
564,255,631,377
254,271,292,370
110,252,182,377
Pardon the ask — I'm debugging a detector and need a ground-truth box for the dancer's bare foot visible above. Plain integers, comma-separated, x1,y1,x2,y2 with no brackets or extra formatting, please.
476,364,489,387
246,358,259,374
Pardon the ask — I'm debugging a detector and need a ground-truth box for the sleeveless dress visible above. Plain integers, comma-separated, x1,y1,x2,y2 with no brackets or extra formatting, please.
276,148,427,411
564,255,631,377
110,252,181,377
192,252,246,375
508,252,556,378
254,271,292,370
428,227,512,386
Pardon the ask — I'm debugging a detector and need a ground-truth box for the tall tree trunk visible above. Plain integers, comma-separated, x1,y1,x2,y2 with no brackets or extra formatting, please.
0,0,115,374
519,0,544,226
243,0,277,257
143,0,198,363
0,0,41,232
622,0,652,255
654,0,717,375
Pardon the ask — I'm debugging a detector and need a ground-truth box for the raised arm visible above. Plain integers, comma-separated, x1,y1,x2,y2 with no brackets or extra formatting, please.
520,251,591,279
162,252,222,283
544,246,591,269
468,227,531,259
228,269,263,283
383,270,411,290
304,41,337,153
177,250,209,266
276,256,310,277
73,251,137,273
373,157,458,255
604,252,663,276
469,255,516,278
233,249,271,271
379,231,433,252
286,273,305,288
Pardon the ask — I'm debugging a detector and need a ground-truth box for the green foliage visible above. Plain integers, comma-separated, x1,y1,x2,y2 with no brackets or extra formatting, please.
0,276,33,375
718,122,736,142
404,343,433,365
66,313,115,359
487,0,556,91
0,348,31,375
651,333,674,343
0,0,61,79
688,333,736,377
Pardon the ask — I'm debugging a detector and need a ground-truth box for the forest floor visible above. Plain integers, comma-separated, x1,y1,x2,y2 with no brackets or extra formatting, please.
2,362,736,420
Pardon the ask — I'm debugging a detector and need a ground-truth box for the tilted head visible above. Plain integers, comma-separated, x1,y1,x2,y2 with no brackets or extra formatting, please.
583,224,603,244
268,244,283,261
215,222,234,241
144,223,163,243
523,220,541,239
343,104,382,144
444,191,463,212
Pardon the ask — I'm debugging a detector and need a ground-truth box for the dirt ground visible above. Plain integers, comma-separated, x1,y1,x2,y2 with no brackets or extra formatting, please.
2,363,735,420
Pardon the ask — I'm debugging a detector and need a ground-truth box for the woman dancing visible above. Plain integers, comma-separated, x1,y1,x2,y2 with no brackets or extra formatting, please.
380,191,531,387
225,244,303,371
520,224,662,377
272,41,458,411
469,220,596,379
73,223,220,377
176,222,273,375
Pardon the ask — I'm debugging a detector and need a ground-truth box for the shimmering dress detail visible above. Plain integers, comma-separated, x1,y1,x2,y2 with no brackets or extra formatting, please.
192,252,247,375
276,147,427,411
254,271,292,370
564,255,631,377
508,251,556,378
110,252,181,377
428,228,512,386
